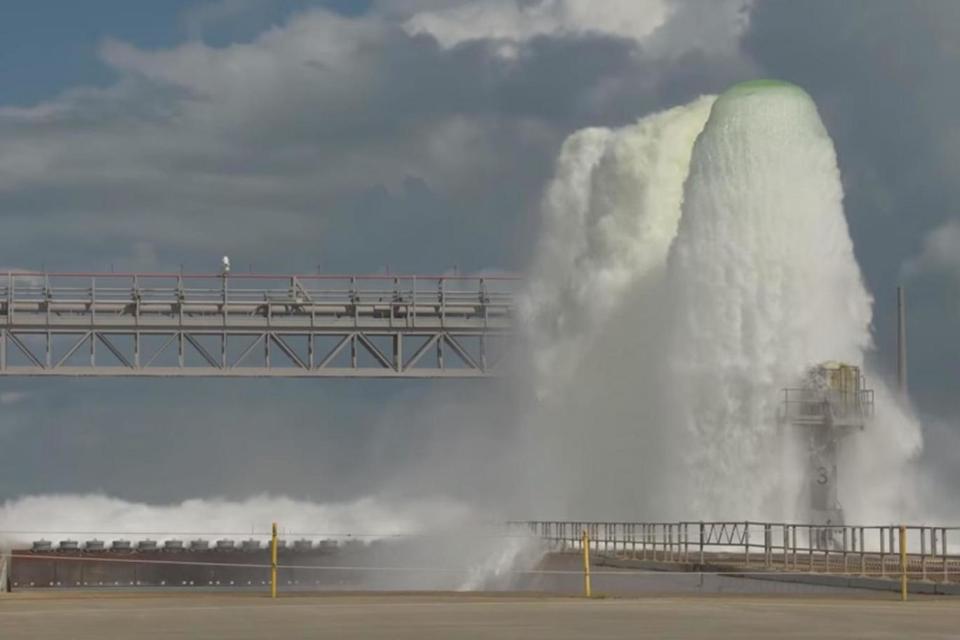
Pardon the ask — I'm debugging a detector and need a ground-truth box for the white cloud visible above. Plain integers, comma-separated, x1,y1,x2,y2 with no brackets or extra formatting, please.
403,0,671,50
402,0,751,57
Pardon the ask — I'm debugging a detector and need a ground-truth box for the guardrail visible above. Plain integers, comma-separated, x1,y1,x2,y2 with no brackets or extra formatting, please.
0,272,519,324
513,521,960,582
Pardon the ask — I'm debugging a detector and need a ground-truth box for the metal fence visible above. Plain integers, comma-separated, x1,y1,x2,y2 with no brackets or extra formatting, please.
514,521,960,582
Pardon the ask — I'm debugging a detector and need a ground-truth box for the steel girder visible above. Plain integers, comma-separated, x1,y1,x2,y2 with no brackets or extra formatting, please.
0,272,517,378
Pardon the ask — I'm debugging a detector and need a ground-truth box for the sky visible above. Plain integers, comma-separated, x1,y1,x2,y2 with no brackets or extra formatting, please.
0,0,958,505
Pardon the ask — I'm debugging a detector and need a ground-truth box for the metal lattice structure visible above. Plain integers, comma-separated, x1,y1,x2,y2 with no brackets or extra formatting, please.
779,363,873,534
0,272,518,378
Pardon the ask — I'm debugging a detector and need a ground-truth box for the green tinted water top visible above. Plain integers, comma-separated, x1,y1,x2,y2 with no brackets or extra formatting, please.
723,79,808,96
710,79,815,120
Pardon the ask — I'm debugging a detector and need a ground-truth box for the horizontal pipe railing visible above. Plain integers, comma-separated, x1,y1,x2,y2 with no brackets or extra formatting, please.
511,521,960,582
0,273,519,316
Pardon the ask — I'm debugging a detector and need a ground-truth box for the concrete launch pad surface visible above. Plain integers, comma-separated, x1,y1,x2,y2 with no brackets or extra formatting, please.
1,592,958,639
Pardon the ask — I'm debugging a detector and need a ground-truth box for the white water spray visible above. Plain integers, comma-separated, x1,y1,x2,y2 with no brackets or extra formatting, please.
524,80,922,523
0,493,474,545
524,96,715,396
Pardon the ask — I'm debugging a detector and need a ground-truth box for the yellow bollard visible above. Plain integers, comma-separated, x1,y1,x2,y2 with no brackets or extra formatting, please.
271,522,279,599
899,525,907,602
581,530,592,599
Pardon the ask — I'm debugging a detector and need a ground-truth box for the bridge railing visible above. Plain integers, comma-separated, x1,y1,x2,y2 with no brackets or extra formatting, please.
0,272,520,322
511,520,960,582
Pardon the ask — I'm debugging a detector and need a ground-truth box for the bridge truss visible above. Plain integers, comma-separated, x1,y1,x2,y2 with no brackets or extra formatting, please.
0,272,518,378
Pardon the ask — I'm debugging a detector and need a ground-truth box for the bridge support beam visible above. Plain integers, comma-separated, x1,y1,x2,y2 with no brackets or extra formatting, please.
0,272,517,378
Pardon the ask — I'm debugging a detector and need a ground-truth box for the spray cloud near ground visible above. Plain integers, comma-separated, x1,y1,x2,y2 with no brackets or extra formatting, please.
0,493,474,544
522,80,924,524
0,493,543,590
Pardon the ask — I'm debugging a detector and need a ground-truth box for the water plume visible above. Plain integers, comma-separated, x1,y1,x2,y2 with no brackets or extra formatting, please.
523,80,923,523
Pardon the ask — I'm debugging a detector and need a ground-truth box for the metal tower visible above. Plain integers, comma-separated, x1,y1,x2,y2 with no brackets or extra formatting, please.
780,363,874,536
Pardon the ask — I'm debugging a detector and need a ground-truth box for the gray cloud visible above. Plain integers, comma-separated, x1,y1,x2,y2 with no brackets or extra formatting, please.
0,3,752,273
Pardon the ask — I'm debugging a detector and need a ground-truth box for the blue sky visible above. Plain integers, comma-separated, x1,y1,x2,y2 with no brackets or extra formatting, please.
0,0,369,105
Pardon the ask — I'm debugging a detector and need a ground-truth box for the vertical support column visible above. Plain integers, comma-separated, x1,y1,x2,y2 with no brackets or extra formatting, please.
899,525,908,602
921,527,928,581
5,274,13,364
943,529,949,584
782,525,789,569
308,330,315,371
176,274,184,368
860,527,866,576
764,524,772,569
43,273,51,369
271,522,278,599
90,277,97,367
265,308,272,369
699,522,705,566
439,277,446,327
842,527,849,574
744,522,750,567
792,525,798,569
880,527,887,577
221,274,228,369
133,276,141,370
581,530,592,599
411,276,417,328
824,531,831,574
479,334,487,372
394,333,403,373
390,277,398,330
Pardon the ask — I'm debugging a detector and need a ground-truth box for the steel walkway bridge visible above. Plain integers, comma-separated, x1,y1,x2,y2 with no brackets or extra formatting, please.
0,272,518,378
